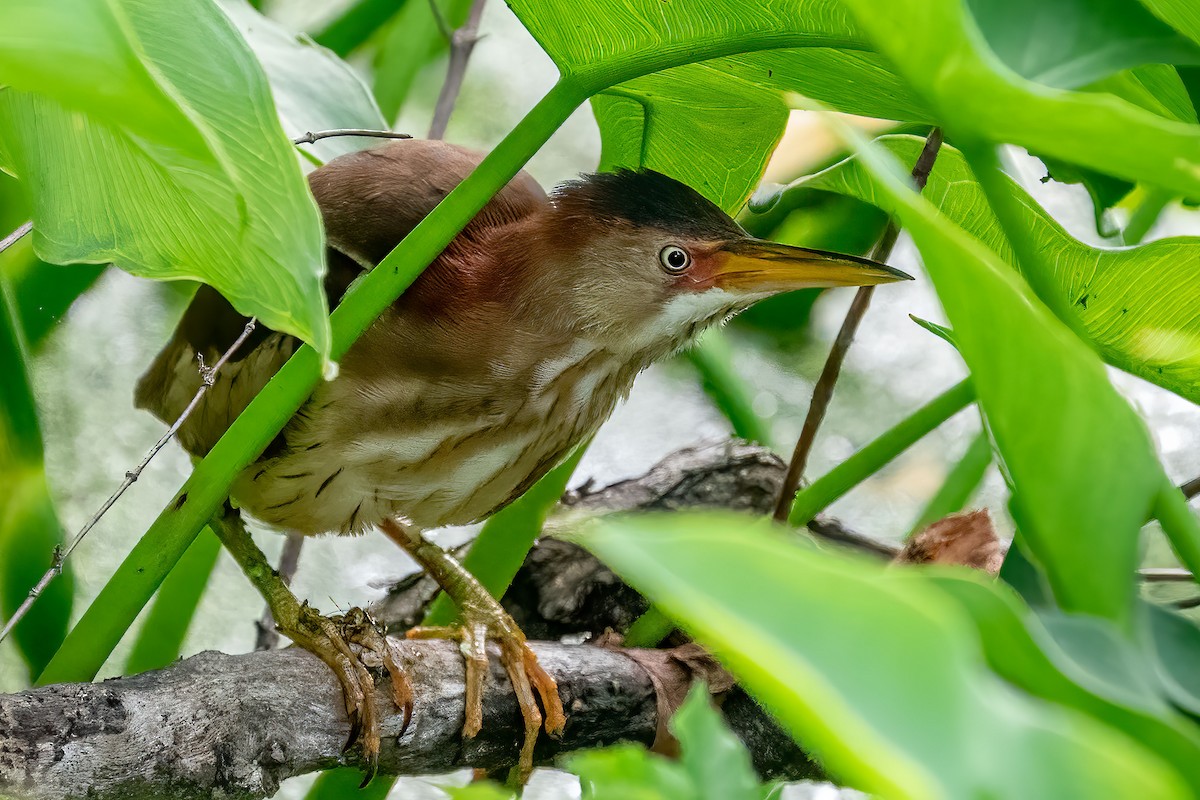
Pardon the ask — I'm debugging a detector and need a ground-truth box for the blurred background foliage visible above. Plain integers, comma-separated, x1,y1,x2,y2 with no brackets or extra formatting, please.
4,0,1200,798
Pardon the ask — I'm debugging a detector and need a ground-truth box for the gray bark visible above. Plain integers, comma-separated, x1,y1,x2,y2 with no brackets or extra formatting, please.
0,640,816,800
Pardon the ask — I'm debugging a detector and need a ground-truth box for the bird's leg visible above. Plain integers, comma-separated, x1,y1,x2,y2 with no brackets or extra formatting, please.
379,518,566,781
209,505,412,782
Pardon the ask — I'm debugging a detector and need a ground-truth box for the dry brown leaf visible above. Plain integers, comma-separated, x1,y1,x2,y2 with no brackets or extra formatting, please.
896,509,1006,573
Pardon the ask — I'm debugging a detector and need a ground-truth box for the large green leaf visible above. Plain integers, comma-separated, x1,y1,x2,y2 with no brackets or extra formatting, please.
581,514,1188,798
219,0,388,163
836,0,1200,199
929,573,1200,794
822,121,1165,621
966,0,1200,89
0,0,331,357
778,135,1200,407
1139,0,1200,46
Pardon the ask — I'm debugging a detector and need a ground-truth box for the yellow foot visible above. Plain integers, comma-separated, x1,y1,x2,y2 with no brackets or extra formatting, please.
289,605,413,786
408,608,565,782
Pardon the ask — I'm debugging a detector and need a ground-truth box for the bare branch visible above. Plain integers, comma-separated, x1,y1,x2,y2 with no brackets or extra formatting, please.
773,128,944,521
0,641,815,800
0,221,32,255
0,320,257,646
428,0,488,140
290,129,413,146
1180,476,1200,500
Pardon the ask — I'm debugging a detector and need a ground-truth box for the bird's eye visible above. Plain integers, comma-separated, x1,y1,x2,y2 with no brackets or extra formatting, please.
659,245,691,273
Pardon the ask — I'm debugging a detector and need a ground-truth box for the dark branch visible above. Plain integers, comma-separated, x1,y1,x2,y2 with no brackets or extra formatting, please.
0,641,815,800
773,128,945,521
427,0,487,140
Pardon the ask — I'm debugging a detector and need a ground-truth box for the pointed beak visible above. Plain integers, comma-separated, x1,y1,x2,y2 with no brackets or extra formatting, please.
712,238,912,294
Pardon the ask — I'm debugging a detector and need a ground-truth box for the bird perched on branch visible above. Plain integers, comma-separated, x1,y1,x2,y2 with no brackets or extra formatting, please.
136,139,910,780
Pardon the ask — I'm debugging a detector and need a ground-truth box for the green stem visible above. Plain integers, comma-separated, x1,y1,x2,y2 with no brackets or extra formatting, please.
1154,479,1200,582
906,430,991,538
686,332,772,446
624,606,675,648
122,527,222,674
788,379,975,527
1122,187,1173,246
422,444,587,626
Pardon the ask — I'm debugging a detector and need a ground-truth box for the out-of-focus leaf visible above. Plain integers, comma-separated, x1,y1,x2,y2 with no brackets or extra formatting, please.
788,136,1200,409
372,0,472,122
836,0,1200,199
301,767,393,800
123,527,221,674
580,514,1188,798
571,745,696,800
966,0,1200,89
219,0,389,163
0,0,331,357
1139,0,1200,46
1143,602,1200,718
822,123,1166,622
0,275,73,679
929,573,1200,794
672,684,761,800
310,0,408,57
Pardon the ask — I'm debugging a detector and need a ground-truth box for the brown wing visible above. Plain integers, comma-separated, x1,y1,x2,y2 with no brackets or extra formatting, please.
135,139,548,456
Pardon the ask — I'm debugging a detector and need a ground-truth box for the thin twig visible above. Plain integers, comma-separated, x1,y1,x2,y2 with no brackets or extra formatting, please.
254,532,305,651
772,128,944,522
290,129,412,146
0,320,258,646
1141,567,1196,582
0,221,32,255
427,0,487,140
1174,596,1200,610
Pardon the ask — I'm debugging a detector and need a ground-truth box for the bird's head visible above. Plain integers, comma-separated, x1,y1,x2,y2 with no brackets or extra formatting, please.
533,168,911,359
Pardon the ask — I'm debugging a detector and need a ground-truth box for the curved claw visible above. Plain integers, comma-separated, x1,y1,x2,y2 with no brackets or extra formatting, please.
343,706,362,754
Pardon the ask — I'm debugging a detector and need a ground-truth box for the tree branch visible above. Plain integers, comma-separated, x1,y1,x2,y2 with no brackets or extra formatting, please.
0,641,815,800
773,128,944,521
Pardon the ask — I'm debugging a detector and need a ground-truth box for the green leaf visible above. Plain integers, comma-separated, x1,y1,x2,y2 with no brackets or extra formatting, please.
1139,0,1200,46
218,0,389,163
836,0,1200,199
0,0,214,162
444,784,517,800
511,0,926,212
0,0,332,357
929,573,1200,794
822,121,1166,622
791,135,1200,408
1142,602,1200,718
580,514,1189,798
570,745,696,800
671,684,761,800
966,0,1200,89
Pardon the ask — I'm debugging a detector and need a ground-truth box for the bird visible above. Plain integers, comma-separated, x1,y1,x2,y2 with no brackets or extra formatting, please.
135,138,911,781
